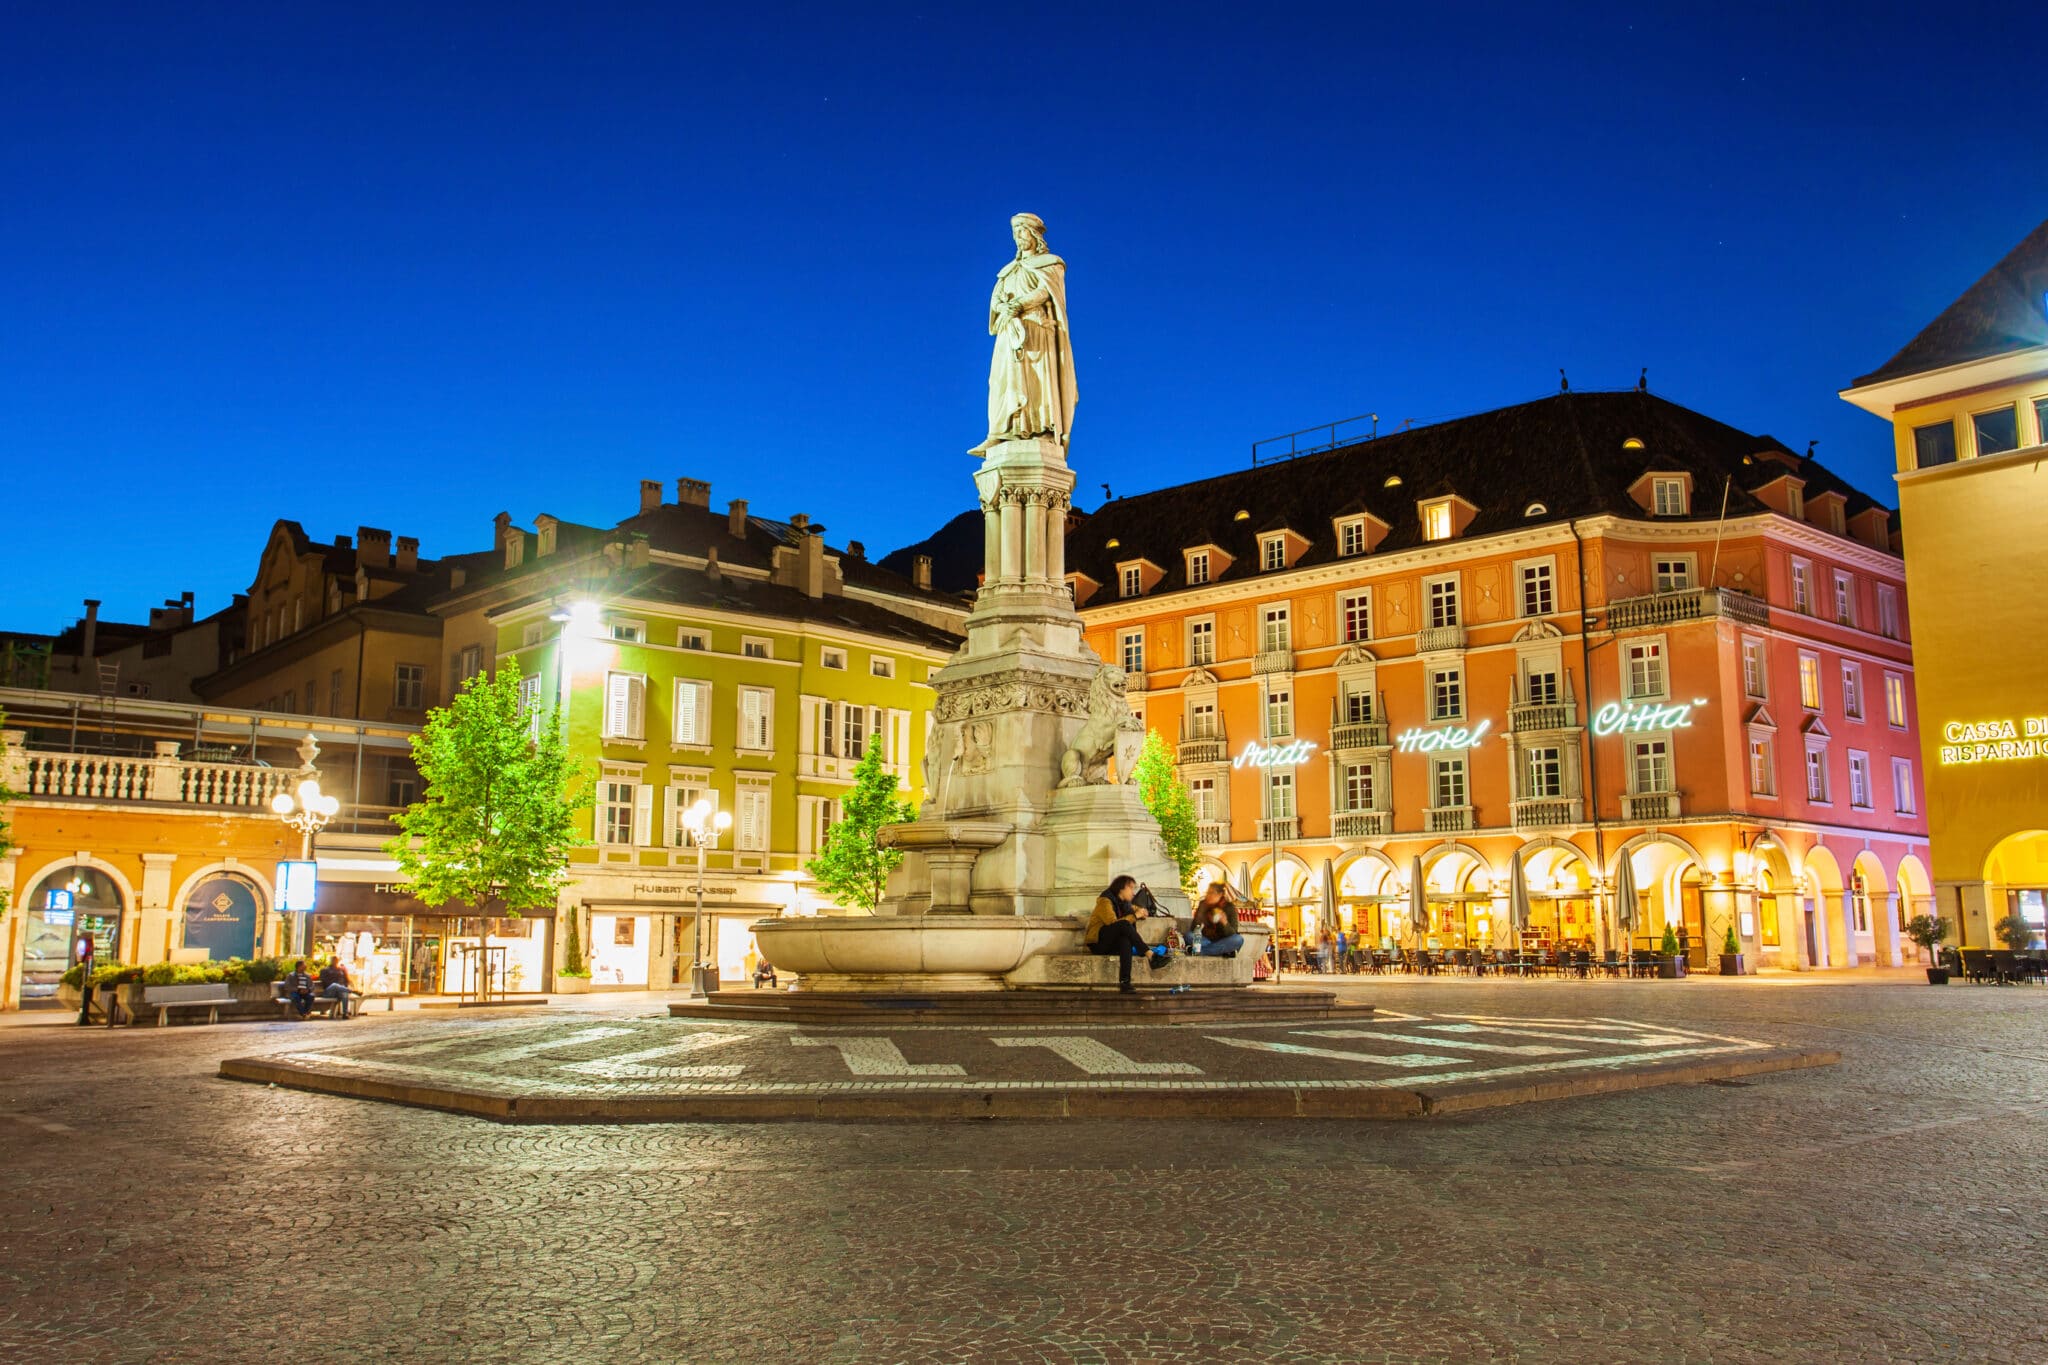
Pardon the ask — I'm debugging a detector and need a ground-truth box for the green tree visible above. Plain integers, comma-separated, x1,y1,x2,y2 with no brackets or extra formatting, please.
805,735,916,911
1132,729,1202,897
384,669,591,921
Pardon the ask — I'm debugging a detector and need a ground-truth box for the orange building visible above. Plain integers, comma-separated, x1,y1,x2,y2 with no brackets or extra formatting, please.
1072,391,1930,970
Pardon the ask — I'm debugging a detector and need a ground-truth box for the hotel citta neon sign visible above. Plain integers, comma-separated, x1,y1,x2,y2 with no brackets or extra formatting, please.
1591,698,1707,737
1234,738,1319,769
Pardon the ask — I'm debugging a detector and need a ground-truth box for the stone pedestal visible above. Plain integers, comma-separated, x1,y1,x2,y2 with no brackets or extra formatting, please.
1042,785,1191,921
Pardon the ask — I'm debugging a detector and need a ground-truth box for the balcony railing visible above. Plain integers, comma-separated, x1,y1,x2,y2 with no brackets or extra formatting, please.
1195,821,1226,845
1509,700,1577,733
15,744,294,812
1177,735,1228,766
1333,810,1391,839
1122,671,1148,692
1622,790,1682,822
1329,719,1389,751
1427,806,1474,833
1258,817,1299,841
1607,587,1769,631
1511,797,1582,830
1417,624,1467,653
1252,650,1295,675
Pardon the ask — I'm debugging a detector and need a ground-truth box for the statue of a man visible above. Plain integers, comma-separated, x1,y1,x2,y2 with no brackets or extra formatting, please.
975,213,1077,454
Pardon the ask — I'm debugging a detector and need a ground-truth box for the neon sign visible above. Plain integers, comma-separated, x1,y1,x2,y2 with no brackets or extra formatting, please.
1395,719,1492,753
1940,717,2048,766
1592,699,1706,737
1234,739,1319,769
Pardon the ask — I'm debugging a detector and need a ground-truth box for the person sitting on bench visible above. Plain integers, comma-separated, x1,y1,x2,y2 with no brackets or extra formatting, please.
283,960,316,1018
1084,875,1169,993
317,957,353,1018
1187,883,1246,957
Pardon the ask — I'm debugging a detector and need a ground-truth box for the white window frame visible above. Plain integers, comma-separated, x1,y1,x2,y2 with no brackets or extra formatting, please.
1652,477,1688,517
1847,750,1873,809
1421,500,1453,542
677,628,708,650
1429,666,1464,722
1653,554,1695,594
1188,617,1216,666
1798,652,1822,711
1805,743,1831,803
1259,605,1291,654
1119,628,1145,675
673,679,711,746
1260,535,1286,572
1339,590,1372,644
1524,746,1563,800
393,662,426,710
1884,673,1907,729
1518,559,1555,618
1424,574,1460,629
1891,757,1916,815
1431,755,1468,809
521,622,544,647
870,656,895,678
1264,686,1293,739
1189,776,1218,822
741,636,773,660
1624,638,1667,701
1748,734,1776,797
1187,549,1210,586
1876,584,1900,640
1187,699,1218,741
667,777,713,848
1832,572,1855,628
1265,770,1296,819
1841,663,1863,721
1629,737,1672,795
1790,559,1814,615
735,782,772,853
737,686,775,752
820,647,847,670
517,674,543,740
609,618,647,644
1742,638,1768,700
1120,564,1143,599
1337,518,1366,557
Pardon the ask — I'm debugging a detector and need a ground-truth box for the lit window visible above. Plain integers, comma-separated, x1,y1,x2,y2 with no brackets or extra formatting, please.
1120,565,1143,599
1429,667,1463,721
1188,619,1215,666
1260,606,1291,654
1264,688,1293,738
1973,406,2019,458
1625,641,1665,699
1188,551,1210,586
1432,756,1467,809
1891,757,1916,814
1842,664,1863,720
1261,536,1286,571
1338,520,1365,557
1748,736,1775,796
1422,501,1453,541
1912,421,1957,469
1885,674,1907,728
1426,577,1460,629
1340,592,1372,643
1742,639,1768,699
1524,747,1562,799
1266,771,1296,819
1652,477,1687,516
1654,558,1691,593
1119,629,1144,675
1188,701,1218,740
1799,654,1822,710
1520,563,1554,617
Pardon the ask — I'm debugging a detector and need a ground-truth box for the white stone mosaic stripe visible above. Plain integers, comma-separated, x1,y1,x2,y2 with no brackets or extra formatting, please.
990,1036,1201,1075
791,1035,966,1077
1298,1028,1577,1057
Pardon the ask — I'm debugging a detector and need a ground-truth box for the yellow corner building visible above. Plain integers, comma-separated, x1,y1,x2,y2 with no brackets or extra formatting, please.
1842,217,2048,948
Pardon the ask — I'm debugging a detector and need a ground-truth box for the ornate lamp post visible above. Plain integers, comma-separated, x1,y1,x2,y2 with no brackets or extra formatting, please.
679,798,733,995
272,768,340,954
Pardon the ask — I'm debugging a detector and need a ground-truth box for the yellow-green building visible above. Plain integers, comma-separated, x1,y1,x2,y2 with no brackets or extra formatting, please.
1841,216,2048,949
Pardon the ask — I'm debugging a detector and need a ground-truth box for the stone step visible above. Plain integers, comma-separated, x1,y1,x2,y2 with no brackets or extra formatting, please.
668,987,1374,1026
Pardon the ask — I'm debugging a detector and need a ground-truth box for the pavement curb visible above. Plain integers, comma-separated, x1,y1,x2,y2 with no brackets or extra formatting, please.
217,1046,1838,1124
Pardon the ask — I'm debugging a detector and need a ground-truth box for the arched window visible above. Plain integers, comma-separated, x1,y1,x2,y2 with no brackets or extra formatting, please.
18,865,126,1002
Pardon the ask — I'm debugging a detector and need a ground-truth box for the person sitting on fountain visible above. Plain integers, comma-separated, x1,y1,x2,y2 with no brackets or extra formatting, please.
1085,875,1170,992
1187,883,1246,958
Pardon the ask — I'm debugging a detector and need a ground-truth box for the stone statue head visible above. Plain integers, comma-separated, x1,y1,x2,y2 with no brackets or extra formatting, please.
1010,212,1048,256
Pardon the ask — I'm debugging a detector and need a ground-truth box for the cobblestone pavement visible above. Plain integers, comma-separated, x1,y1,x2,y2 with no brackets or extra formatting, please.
3,976,2046,1363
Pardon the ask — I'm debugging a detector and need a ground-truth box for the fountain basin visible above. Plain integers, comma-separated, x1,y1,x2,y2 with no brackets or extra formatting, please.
750,915,1077,991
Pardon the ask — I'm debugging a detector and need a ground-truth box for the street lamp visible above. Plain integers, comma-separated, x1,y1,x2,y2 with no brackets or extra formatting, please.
679,798,733,995
272,773,339,954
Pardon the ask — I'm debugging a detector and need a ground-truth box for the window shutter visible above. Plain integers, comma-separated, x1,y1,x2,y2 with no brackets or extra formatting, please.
604,673,629,737
634,783,654,846
627,675,646,739
675,680,705,744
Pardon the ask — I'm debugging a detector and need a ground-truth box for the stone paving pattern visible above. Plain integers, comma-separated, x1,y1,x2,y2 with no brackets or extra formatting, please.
4,976,2046,1362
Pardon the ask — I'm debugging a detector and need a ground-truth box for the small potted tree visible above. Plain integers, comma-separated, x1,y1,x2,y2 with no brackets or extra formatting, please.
1994,913,2038,953
556,909,591,994
1904,914,1954,984
1718,922,1745,977
1657,924,1686,979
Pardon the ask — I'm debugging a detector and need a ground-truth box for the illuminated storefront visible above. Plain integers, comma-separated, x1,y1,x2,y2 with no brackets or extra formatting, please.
308,882,555,996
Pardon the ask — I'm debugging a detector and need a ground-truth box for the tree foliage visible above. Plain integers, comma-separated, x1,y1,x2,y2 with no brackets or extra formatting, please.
804,736,916,911
385,669,591,915
1132,729,1202,897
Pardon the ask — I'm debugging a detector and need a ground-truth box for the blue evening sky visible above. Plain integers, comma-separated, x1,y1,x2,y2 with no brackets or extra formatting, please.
4,2,2044,628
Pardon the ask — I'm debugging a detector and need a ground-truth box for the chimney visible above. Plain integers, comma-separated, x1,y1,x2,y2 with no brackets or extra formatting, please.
677,477,711,508
627,533,650,569
395,536,419,572
913,555,933,591
639,479,664,514
493,511,512,551
800,527,825,598
357,527,391,569
705,545,721,581
81,599,101,661
334,533,352,550
847,540,865,562
727,499,748,538
790,512,810,532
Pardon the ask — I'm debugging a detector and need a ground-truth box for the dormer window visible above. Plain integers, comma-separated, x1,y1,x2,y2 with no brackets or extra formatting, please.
1188,550,1210,585
1786,482,1805,520
1120,564,1143,599
1337,518,1366,557
1652,477,1688,517
1421,500,1453,542
1824,501,1845,534
1260,535,1286,571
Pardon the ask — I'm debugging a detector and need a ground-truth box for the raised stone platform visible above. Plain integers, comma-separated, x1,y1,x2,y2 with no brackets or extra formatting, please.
668,986,1367,1026
218,1005,1838,1124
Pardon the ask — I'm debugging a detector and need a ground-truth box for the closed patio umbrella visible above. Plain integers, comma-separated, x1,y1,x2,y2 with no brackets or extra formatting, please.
1510,854,1533,949
1408,855,1428,949
1323,858,1339,943
1615,853,1639,957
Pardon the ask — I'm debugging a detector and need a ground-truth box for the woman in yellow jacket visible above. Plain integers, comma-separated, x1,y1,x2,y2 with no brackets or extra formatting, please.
1084,875,1168,992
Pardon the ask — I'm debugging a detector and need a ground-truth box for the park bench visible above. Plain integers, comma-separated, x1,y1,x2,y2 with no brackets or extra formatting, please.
1005,919,1270,989
271,983,356,1019
143,983,235,1027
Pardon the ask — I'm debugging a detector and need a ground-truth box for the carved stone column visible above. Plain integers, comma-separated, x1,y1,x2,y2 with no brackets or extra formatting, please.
1023,489,1046,582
